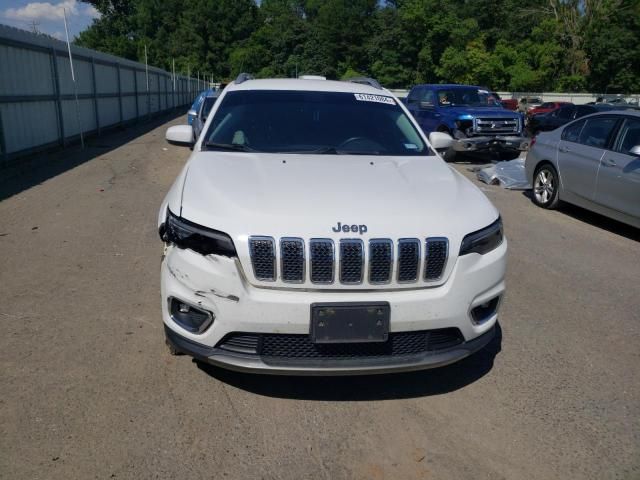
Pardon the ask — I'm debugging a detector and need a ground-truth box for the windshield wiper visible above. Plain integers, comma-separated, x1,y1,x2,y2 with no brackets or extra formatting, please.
204,142,256,152
305,146,381,155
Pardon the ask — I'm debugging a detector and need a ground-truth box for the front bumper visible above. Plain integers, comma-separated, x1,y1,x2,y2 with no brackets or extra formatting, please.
165,323,496,375
452,135,529,152
161,240,507,374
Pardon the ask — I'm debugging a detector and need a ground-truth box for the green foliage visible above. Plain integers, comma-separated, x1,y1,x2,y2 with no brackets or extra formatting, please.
76,0,640,92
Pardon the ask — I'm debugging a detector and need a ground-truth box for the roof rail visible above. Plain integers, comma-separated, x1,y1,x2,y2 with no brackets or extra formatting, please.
347,77,382,90
234,73,254,84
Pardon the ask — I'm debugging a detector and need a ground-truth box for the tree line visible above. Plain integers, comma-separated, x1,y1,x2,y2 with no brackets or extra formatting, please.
77,0,640,93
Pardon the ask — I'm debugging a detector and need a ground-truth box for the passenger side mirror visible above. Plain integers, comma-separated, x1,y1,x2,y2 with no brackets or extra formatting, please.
166,125,194,146
429,131,454,150
420,101,435,110
629,145,640,156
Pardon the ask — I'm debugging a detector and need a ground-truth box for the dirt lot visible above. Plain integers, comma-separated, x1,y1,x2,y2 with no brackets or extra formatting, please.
1,114,638,480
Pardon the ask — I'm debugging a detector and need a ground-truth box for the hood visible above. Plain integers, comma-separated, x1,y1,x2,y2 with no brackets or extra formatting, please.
178,152,497,242
444,106,518,118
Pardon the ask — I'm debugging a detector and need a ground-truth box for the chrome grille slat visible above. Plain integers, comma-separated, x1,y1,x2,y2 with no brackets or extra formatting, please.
369,239,392,284
280,238,304,283
309,239,334,284
248,236,276,281
397,238,420,283
424,238,448,281
339,239,364,284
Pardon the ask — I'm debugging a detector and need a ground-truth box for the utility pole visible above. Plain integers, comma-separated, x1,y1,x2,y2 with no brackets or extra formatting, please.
29,20,40,34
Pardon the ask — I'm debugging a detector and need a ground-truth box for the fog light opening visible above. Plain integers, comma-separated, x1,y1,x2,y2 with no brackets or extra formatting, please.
169,297,214,334
471,296,501,325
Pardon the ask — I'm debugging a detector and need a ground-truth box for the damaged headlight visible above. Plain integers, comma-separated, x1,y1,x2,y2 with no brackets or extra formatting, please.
160,209,236,257
459,217,503,256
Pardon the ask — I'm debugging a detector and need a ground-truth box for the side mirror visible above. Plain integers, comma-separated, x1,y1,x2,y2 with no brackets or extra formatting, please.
629,145,640,157
419,101,435,110
187,109,197,117
429,131,454,150
166,125,194,146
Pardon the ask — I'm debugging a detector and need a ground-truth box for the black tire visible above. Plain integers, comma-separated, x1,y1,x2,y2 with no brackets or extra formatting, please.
443,147,457,162
165,338,182,356
532,163,560,209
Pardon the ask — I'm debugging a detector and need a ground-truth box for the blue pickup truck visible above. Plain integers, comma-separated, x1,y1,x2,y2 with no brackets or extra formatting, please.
405,84,528,160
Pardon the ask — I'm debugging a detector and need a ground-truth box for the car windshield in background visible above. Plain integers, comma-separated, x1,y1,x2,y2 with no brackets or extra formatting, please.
203,90,431,155
437,88,497,107
202,96,217,119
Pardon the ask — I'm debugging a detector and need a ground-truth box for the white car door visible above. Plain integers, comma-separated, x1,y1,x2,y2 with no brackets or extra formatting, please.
595,116,640,219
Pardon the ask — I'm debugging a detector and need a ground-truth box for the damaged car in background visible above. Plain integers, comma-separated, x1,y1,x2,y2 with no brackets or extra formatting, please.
405,84,527,161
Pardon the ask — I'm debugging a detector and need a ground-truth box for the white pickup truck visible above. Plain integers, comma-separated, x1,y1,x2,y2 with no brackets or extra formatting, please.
158,75,507,375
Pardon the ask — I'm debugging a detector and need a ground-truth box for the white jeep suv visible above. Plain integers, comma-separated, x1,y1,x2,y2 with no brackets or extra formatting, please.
159,75,507,375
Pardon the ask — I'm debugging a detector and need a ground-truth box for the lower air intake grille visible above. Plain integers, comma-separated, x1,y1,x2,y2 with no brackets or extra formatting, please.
249,237,275,280
218,334,260,354
340,239,364,284
217,328,464,359
425,238,448,281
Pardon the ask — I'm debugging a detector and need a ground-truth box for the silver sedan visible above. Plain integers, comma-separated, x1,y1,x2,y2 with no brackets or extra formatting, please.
525,110,640,228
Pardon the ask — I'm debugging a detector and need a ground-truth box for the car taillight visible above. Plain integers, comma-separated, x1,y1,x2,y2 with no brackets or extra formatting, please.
530,136,537,148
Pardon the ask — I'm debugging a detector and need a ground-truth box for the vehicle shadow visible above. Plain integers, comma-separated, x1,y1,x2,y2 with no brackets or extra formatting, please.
521,191,639,241
196,323,502,401
0,109,186,202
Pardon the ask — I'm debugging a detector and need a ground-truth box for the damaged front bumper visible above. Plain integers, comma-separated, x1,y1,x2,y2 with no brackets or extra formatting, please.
452,135,529,153
160,242,506,375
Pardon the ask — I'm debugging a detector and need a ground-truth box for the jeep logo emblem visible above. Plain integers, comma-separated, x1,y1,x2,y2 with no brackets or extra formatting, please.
332,222,367,235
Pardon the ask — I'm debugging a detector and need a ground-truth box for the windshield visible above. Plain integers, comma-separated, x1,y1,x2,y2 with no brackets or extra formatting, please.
201,96,218,119
437,88,500,107
202,90,431,155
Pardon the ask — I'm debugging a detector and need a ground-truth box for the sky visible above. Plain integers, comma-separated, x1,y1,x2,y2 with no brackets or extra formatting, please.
0,0,100,40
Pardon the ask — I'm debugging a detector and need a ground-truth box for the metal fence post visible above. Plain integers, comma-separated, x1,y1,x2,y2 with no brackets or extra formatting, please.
50,47,65,147
116,63,123,125
134,70,139,122
0,108,7,165
91,57,100,135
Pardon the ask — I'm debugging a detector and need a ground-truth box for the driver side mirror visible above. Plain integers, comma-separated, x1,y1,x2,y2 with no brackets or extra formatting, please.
629,145,640,157
166,125,194,146
429,131,454,150
420,101,435,110
187,109,197,117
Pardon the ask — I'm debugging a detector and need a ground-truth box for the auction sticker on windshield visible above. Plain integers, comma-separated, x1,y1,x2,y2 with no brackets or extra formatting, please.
354,93,395,105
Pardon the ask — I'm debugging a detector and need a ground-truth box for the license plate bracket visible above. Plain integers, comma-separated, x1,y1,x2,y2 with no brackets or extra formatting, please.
310,302,390,344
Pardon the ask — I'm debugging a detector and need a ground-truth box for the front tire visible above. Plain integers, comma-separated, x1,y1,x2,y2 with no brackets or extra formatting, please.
533,164,560,209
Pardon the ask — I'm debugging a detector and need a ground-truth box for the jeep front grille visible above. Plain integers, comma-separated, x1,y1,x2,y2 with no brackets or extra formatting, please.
280,238,304,283
249,237,449,285
369,239,393,284
248,237,275,281
397,239,420,282
310,239,334,283
474,117,520,135
424,238,448,281
340,239,364,284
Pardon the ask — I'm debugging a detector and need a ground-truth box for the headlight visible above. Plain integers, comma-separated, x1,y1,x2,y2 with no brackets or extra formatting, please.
160,209,236,257
459,217,503,256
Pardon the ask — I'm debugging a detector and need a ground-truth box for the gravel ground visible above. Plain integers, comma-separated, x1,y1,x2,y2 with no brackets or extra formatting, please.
1,114,638,480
